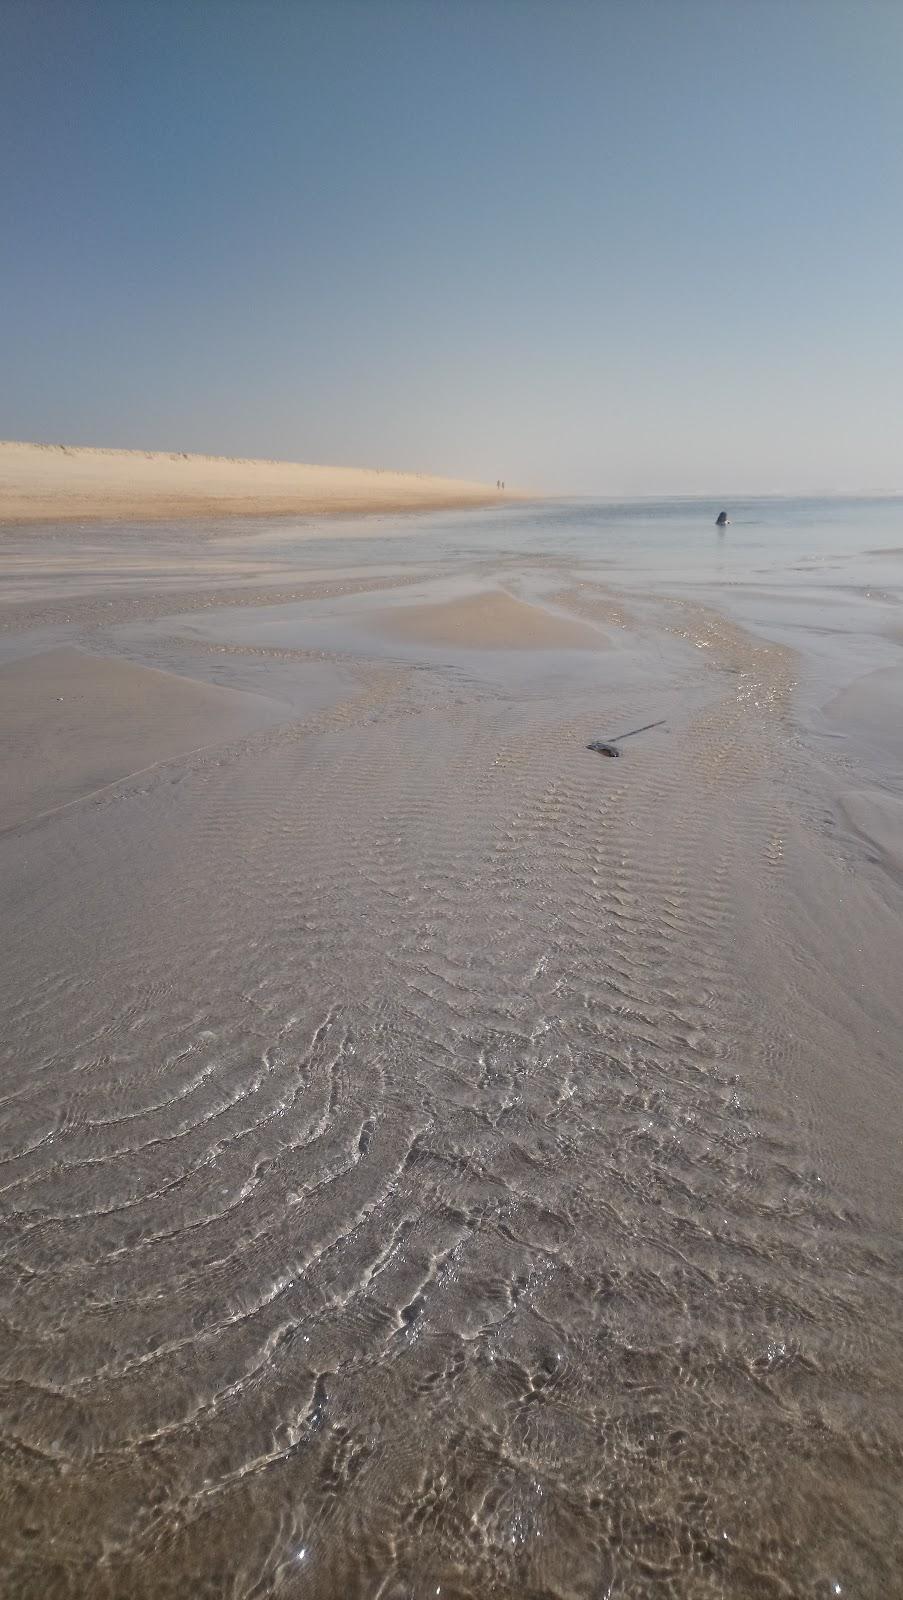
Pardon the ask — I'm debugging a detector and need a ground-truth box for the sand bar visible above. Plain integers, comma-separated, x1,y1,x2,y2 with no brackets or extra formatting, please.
822,661,903,767
0,441,513,524
0,646,285,830
837,788,903,881
375,588,609,650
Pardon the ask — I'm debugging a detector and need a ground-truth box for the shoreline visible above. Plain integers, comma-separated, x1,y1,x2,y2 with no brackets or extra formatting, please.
0,440,522,525
2,505,902,1594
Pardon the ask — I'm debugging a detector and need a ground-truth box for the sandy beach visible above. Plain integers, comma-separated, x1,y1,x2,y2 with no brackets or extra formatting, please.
374,588,608,650
0,440,512,524
2,498,902,1598
0,647,286,832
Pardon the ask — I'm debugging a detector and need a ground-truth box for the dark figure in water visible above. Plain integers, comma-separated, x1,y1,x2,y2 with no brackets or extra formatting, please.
715,510,729,527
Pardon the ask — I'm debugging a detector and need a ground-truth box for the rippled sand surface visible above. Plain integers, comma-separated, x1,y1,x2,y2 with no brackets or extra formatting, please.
1,503,902,1598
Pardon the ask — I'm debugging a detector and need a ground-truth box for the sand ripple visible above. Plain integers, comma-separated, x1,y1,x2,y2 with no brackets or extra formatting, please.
0,582,900,1599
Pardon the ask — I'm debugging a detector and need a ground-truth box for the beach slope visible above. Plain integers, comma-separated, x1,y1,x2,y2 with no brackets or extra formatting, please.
0,441,512,523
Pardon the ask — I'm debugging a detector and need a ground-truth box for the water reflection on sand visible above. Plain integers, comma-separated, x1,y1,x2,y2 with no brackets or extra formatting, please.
1,498,901,1597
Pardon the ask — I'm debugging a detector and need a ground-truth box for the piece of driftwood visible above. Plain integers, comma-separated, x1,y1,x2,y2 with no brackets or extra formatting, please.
586,719,666,758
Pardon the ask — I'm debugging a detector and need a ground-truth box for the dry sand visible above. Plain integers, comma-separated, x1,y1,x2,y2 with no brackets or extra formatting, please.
0,440,513,524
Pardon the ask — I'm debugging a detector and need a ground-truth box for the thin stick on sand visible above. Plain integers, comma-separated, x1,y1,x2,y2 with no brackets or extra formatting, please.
606,718,667,743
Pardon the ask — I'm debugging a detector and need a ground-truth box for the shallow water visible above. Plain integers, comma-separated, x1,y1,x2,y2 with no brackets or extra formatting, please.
1,499,902,1597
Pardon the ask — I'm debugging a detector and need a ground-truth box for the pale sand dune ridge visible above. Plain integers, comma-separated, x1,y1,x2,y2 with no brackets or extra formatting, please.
0,440,517,524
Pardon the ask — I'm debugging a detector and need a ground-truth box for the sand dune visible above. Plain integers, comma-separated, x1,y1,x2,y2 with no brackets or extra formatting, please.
0,440,512,524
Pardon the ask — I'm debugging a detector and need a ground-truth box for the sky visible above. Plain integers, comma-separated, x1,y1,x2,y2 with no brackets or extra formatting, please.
1,0,901,495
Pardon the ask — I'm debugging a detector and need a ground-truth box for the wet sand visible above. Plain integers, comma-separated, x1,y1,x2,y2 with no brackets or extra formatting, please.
0,647,286,832
1,504,901,1598
374,589,608,650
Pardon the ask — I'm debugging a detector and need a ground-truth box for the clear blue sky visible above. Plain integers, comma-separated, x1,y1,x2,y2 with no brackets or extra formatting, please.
2,0,901,494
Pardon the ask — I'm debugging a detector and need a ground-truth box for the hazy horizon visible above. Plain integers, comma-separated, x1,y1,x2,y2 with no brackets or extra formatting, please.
5,438,903,504
2,0,901,496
